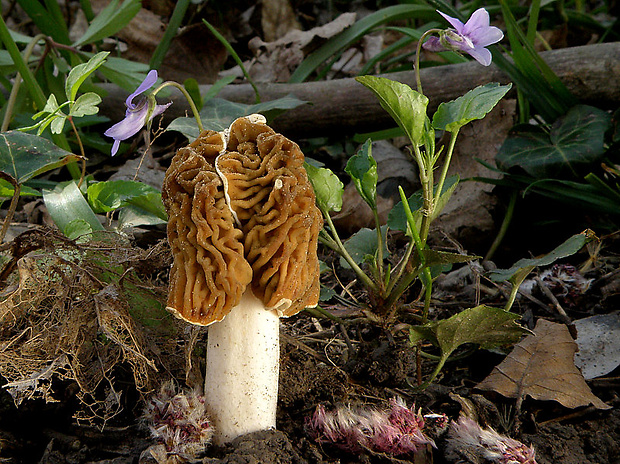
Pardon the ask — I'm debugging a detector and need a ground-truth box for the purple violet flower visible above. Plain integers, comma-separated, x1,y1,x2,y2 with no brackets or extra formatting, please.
104,70,172,156
423,8,504,66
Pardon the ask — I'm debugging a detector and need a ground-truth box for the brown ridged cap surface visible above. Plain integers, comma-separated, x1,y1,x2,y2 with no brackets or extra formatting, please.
162,117,323,325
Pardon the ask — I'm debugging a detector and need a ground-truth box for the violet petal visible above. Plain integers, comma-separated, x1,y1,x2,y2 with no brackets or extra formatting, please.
126,70,158,109
438,10,464,33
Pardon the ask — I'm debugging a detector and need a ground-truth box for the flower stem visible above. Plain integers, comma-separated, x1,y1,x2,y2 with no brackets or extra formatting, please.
414,29,442,94
153,81,204,133
68,117,87,188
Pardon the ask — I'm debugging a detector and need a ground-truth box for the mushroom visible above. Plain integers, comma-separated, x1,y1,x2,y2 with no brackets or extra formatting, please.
162,115,323,444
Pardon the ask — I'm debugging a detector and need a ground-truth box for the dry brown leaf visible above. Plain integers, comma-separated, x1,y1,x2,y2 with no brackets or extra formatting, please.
247,13,356,83
261,0,301,42
476,319,610,410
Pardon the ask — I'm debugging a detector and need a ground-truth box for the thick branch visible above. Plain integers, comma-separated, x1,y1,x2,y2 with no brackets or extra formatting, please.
100,42,620,139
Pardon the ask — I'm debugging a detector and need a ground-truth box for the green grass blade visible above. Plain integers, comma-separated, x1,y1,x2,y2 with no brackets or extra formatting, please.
16,0,70,43
203,19,261,103
79,0,95,22
0,16,46,108
289,4,436,83
500,0,576,120
44,0,70,42
150,0,191,70
73,0,141,46
359,35,416,75
526,0,541,45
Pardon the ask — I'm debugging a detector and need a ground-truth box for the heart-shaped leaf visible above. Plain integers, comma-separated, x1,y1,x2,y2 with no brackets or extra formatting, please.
356,75,428,146
496,105,612,177
409,305,530,363
339,226,388,269
87,180,165,217
432,83,512,133
0,131,81,184
487,230,595,284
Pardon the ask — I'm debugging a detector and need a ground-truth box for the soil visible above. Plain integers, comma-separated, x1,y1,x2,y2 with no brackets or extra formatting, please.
1,223,619,464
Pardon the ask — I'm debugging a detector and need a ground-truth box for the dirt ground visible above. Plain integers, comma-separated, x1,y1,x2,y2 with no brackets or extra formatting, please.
0,225,619,464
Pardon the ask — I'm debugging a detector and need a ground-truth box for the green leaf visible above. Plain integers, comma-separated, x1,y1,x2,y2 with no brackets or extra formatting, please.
73,0,141,46
99,57,150,91
496,105,612,178
487,231,595,283
64,219,94,240
247,96,307,122
70,92,102,118
167,96,307,141
87,180,164,215
432,83,512,133
199,98,252,130
117,198,167,230
43,182,104,238
345,139,377,209
305,162,343,213
202,75,236,102
0,131,81,184
183,78,203,112
34,93,61,120
355,75,428,145
499,1,576,122
16,0,70,44
388,175,459,233
65,51,109,102
50,115,68,134
420,249,478,267
339,226,389,269
409,305,531,362
0,178,40,197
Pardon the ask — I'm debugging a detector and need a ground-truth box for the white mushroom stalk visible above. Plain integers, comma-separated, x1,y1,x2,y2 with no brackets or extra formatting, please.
204,291,279,443
162,115,322,445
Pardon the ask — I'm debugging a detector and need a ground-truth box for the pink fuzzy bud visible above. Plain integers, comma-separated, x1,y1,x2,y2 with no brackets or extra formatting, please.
445,417,536,464
142,381,213,462
307,397,435,457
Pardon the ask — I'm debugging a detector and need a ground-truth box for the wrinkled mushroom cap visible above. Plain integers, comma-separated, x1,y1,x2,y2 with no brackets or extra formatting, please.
162,116,323,326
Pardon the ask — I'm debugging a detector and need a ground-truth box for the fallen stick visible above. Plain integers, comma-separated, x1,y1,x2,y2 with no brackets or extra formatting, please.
99,42,620,139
